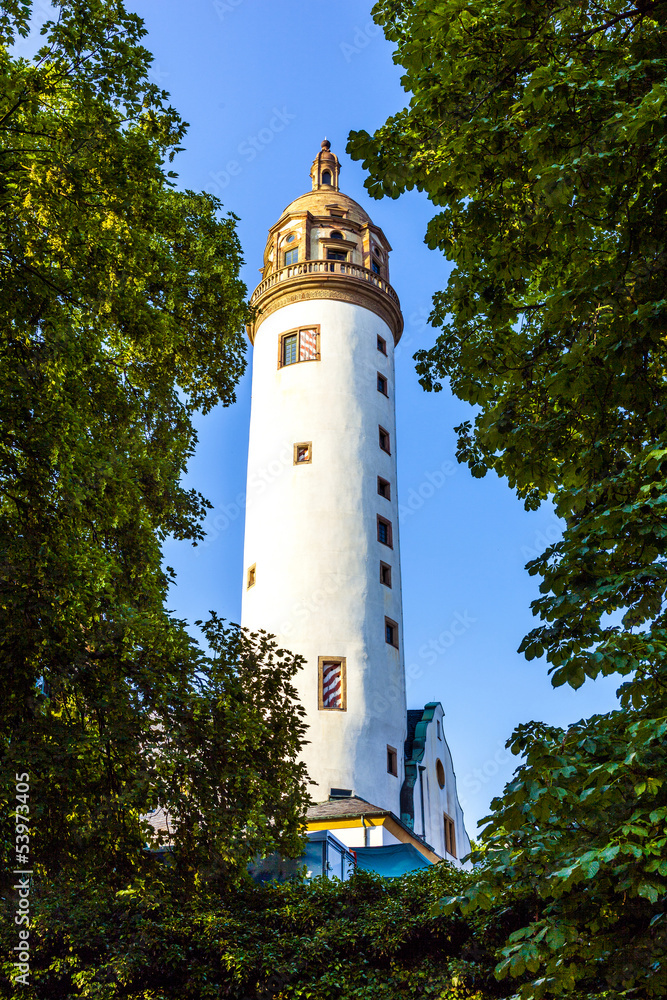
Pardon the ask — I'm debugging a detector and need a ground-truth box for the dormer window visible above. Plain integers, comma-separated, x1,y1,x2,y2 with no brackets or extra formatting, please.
322,170,332,185
330,231,343,240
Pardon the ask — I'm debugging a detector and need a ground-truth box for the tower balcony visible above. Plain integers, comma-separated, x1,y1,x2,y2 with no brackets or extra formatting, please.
247,259,404,344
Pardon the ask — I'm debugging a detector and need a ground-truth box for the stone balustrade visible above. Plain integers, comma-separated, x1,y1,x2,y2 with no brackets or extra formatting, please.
250,259,400,309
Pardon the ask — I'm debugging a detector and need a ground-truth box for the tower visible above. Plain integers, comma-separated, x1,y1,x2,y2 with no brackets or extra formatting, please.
242,139,405,813
242,142,470,865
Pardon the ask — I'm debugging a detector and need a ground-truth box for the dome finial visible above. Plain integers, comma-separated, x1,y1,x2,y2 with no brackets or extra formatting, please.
311,138,339,191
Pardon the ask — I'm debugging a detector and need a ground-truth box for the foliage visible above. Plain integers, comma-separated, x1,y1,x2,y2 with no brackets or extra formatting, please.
442,709,667,997
3,615,310,886
0,863,519,999
348,0,667,995
0,0,309,902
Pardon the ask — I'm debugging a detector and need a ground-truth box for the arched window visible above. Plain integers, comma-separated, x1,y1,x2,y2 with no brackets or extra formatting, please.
330,230,343,240
322,170,332,185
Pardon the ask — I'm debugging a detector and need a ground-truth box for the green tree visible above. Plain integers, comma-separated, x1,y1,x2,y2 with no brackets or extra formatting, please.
348,0,667,995
1,864,514,999
0,0,309,905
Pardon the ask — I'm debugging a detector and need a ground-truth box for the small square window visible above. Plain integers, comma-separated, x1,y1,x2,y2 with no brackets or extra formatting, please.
377,476,391,500
319,657,346,711
247,564,256,589
327,249,346,261
377,515,392,547
284,248,298,265
380,561,392,588
377,373,388,396
387,745,398,776
444,814,457,858
294,442,312,465
385,616,398,648
377,335,387,355
379,426,391,453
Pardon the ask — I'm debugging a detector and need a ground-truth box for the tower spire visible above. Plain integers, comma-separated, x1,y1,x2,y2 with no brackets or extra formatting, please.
311,137,340,191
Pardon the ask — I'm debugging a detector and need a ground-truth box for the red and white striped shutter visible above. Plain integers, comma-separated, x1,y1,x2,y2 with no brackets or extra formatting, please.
300,328,318,361
322,661,342,708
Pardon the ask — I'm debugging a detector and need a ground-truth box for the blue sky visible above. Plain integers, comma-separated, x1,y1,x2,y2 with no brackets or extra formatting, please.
59,0,624,832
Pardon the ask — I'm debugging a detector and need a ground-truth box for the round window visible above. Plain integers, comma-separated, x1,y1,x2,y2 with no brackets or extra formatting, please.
330,230,344,240
436,758,445,789
374,246,381,257
285,234,296,243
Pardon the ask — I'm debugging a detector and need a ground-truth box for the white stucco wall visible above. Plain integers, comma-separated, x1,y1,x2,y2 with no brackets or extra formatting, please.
325,823,403,850
412,704,471,864
241,298,407,814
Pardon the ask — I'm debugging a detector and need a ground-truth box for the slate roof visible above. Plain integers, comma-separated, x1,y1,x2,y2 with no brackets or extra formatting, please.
306,796,388,822
306,795,439,859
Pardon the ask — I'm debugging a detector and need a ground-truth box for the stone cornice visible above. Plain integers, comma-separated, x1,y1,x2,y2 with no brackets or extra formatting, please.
247,260,403,344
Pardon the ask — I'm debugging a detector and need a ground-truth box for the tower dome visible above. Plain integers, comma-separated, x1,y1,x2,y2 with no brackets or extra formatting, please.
247,141,402,345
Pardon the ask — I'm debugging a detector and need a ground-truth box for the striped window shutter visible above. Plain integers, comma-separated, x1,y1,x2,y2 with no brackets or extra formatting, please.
321,661,342,709
300,328,318,360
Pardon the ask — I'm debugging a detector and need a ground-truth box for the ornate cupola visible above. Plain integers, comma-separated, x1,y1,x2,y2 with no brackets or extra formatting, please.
247,140,403,345
310,138,340,191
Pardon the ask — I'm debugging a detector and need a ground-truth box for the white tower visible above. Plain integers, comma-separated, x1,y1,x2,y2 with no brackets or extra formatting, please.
242,141,406,814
